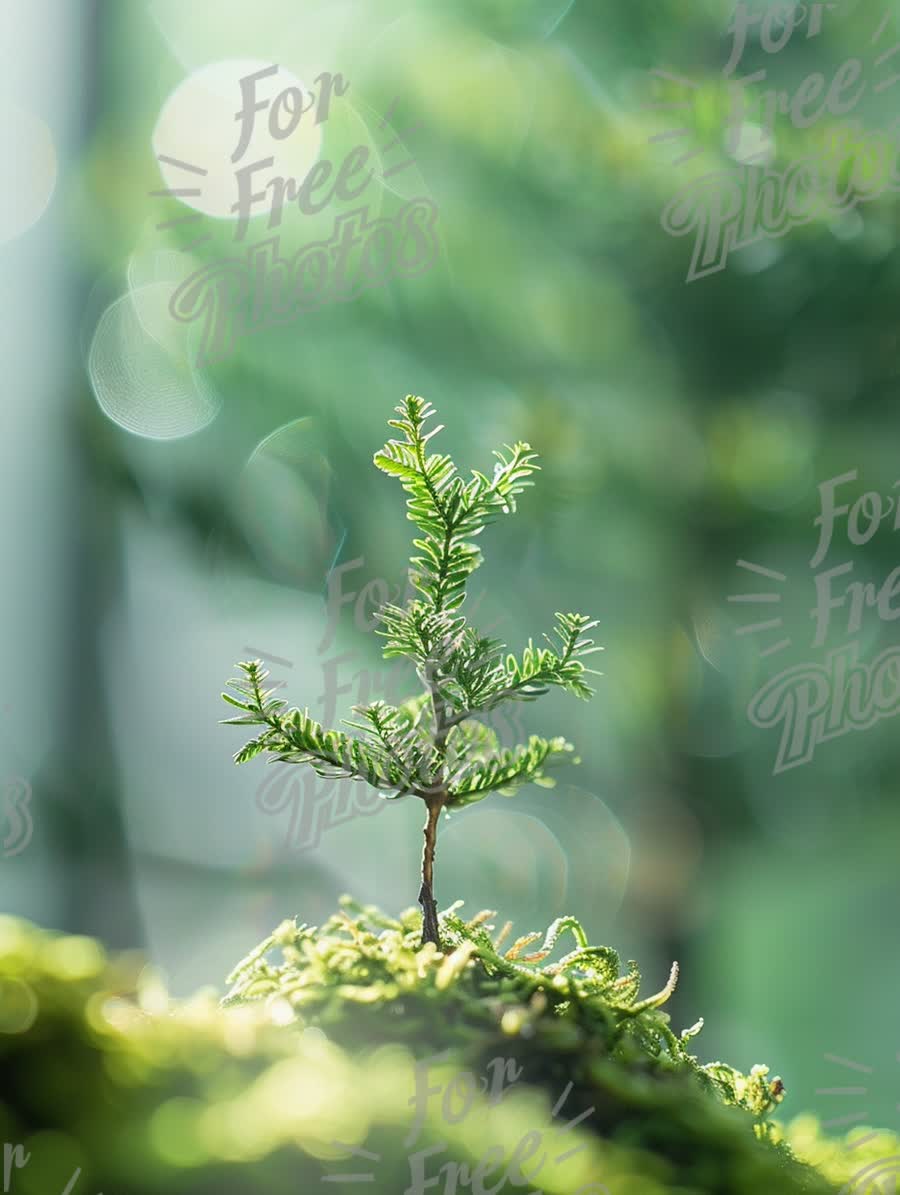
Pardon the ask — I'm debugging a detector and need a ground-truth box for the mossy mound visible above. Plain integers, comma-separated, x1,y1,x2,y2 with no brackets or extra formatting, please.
222,897,822,1193
0,907,895,1195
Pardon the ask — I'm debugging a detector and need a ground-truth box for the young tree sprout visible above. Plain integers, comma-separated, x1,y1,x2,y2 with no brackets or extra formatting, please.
223,396,602,949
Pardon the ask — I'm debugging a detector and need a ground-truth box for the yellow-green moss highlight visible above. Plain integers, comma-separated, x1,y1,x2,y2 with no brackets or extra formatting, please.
0,908,895,1194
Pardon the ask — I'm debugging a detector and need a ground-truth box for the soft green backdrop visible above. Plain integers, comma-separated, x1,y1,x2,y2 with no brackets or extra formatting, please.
2,0,898,1133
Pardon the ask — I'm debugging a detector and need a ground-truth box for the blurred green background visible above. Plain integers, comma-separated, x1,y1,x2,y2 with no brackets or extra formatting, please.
2,0,898,1133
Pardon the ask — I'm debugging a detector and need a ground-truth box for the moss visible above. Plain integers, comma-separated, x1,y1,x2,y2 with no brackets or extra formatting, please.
0,908,895,1195
223,898,826,1193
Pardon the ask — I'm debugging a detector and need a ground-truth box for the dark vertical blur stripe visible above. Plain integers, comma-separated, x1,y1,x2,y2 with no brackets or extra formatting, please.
47,0,144,947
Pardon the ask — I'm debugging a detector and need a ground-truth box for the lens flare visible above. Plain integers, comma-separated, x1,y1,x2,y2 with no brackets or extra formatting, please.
88,284,221,439
151,59,323,224
0,103,57,245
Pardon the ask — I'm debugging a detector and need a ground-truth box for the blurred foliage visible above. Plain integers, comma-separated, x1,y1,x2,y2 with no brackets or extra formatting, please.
4,911,884,1195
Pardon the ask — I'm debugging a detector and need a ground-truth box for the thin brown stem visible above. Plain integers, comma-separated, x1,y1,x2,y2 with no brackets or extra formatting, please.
416,639,453,948
419,794,444,947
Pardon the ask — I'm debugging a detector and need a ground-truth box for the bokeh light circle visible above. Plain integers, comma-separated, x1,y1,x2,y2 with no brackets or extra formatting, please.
151,59,323,223
0,977,38,1034
88,284,221,439
234,418,346,590
0,103,57,245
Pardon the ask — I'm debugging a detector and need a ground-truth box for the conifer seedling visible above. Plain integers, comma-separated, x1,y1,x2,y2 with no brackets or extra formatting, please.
223,396,602,950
